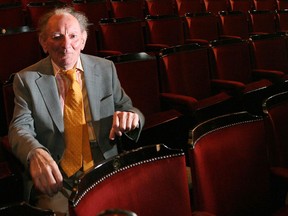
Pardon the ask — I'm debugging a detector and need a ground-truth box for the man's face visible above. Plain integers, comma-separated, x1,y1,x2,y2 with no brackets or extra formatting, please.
40,14,86,70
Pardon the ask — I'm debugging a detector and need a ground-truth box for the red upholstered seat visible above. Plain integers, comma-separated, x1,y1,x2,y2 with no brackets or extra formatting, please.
263,91,288,169
0,26,42,84
184,12,220,45
249,33,288,77
145,14,186,48
144,0,176,16
0,2,24,28
175,0,204,16
110,0,146,19
253,0,277,10
248,9,278,34
203,0,230,15
277,0,288,9
158,44,235,124
72,0,110,30
69,144,200,216
276,9,288,33
98,17,146,54
229,0,254,14
27,1,63,28
189,111,288,216
106,52,189,151
218,11,251,39
209,38,278,114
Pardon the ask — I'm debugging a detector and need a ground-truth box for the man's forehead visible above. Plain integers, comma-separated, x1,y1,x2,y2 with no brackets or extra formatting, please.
47,14,81,32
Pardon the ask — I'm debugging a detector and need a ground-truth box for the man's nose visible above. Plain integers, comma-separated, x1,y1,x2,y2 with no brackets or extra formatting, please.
62,36,72,48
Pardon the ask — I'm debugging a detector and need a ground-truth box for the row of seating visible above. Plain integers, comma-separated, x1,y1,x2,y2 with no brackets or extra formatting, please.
1,8,287,82
2,0,288,18
69,91,288,216
2,92,288,215
2,0,288,30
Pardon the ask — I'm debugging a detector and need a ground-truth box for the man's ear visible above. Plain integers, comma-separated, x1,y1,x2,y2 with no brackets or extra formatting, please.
81,31,87,51
39,36,48,53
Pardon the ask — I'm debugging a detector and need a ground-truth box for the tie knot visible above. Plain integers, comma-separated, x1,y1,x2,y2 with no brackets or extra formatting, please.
65,69,77,82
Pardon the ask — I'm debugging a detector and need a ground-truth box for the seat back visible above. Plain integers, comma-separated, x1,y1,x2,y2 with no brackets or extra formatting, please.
27,1,62,28
0,26,42,83
110,0,145,19
248,10,277,34
159,44,213,100
263,91,288,167
98,17,145,53
145,0,176,16
253,0,277,10
175,0,204,15
69,144,192,216
145,14,185,46
72,0,110,30
107,52,160,115
184,12,219,42
249,33,288,74
203,0,230,15
209,38,253,83
218,11,250,39
229,0,254,13
276,9,288,32
190,111,271,216
0,2,24,28
277,0,288,9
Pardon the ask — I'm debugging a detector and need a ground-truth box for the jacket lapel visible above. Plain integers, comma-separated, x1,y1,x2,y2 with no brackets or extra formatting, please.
35,57,64,133
81,54,101,121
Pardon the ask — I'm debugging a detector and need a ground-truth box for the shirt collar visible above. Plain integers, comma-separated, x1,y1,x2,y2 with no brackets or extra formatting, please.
52,57,84,76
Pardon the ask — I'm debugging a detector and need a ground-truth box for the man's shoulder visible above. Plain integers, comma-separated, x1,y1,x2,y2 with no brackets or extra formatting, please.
19,56,51,73
81,53,113,66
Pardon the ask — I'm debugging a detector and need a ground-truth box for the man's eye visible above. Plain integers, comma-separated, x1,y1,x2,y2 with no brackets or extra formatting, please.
51,34,62,40
70,34,77,39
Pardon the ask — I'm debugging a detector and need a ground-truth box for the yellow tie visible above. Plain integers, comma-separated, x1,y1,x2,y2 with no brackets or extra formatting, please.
60,68,94,178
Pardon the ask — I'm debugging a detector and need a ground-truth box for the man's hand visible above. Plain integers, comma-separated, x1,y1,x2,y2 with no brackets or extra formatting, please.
109,111,139,140
29,148,63,197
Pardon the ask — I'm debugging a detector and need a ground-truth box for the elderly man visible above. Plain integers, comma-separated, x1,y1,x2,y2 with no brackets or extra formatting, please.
8,7,144,215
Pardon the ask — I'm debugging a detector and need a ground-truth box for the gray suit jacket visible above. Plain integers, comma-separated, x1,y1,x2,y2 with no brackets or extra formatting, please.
8,54,144,200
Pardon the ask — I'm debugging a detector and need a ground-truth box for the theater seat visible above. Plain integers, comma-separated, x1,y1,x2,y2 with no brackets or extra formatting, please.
110,0,145,19
175,0,204,15
253,0,277,10
203,0,230,15
98,17,146,54
263,91,288,169
248,9,278,34
106,53,189,152
249,33,288,80
0,2,24,28
158,43,236,124
72,0,110,31
209,38,280,114
276,9,288,33
184,12,220,45
69,144,213,216
277,0,288,9
229,0,254,14
144,0,176,16
144,14,186,49
0,26,42,84
189,111,288,215
26,1,63,28
218,11,251,39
